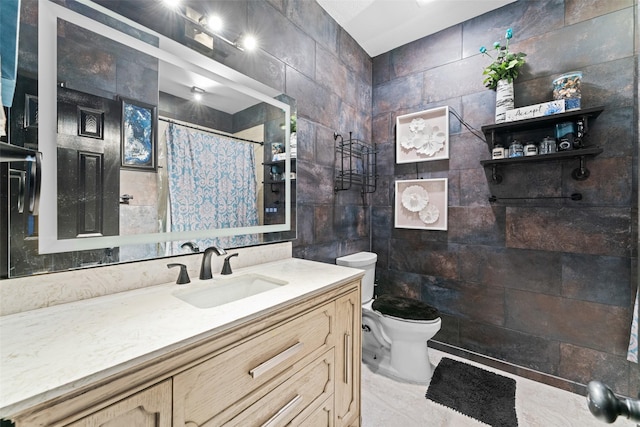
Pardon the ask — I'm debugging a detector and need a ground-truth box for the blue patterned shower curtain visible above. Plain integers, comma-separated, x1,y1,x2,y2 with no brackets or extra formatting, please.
166,123,259,252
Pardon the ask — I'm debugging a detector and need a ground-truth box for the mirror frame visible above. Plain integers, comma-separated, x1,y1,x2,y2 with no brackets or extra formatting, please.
37,0,292,254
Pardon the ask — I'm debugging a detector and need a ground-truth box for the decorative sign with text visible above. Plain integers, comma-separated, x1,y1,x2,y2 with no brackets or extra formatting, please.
505,100,565,122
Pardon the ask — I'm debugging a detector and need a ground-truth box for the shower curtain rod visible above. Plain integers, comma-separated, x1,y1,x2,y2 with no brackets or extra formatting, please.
159,116,264,145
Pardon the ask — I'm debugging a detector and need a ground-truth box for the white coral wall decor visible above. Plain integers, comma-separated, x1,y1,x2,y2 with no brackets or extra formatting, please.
395,178,448,230
396,106,449,164
401,185,429,212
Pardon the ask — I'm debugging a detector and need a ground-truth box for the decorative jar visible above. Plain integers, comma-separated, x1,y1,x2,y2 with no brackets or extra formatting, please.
539,136,557,154
552,72,582,111
508,140,524,158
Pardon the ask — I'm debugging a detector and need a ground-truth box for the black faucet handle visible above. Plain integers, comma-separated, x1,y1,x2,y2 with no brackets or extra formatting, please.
168,263,191,284
221,253,239,275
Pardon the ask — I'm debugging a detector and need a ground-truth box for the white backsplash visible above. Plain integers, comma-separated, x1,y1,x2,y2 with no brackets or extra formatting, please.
0,242,292,316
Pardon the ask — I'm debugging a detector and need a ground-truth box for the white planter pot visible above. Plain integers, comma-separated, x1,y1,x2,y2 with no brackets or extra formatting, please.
495,79,514,123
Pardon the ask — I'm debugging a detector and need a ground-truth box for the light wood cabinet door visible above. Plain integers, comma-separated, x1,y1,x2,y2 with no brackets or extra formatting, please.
65,380,172,427
334,289,361,427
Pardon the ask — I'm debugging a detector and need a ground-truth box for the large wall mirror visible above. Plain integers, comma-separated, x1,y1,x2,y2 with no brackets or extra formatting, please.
2,0,296,277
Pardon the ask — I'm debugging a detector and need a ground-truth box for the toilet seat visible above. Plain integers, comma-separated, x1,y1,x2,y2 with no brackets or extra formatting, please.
379,313,440,324
371,295,440,323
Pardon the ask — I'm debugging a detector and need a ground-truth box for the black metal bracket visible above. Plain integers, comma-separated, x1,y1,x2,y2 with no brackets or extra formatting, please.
571,155,590,180
490,165,503,184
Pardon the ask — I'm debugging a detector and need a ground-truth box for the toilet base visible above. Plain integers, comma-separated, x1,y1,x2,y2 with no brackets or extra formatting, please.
362,338,435,385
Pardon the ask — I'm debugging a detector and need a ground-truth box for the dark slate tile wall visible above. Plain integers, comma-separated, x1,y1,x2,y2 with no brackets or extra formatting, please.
242,0,374,263
371,0,637,397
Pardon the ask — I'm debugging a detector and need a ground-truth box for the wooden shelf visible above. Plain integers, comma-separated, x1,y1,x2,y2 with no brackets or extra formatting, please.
481,106,605,144
263,158,296,166
480,106,605,184
480,146,603,167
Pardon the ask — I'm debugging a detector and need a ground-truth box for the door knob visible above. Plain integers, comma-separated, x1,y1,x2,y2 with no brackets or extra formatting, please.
586,380,640,423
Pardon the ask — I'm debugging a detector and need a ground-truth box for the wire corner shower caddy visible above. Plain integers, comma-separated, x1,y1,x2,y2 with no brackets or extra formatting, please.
334,132,377,194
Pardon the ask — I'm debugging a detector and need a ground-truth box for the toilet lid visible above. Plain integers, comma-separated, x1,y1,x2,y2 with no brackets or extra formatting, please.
371,295,440,321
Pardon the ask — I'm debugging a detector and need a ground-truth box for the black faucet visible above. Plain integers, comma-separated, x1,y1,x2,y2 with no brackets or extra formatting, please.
199,246,227,279
221,253,239,275
180,241,200,253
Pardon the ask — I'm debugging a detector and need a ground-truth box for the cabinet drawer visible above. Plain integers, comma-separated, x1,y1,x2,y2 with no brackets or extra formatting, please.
173,302,335,425
290,396,334,427
220,349,334,427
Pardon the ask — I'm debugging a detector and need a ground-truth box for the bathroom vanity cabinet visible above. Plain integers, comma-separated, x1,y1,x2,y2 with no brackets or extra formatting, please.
5,278,361,427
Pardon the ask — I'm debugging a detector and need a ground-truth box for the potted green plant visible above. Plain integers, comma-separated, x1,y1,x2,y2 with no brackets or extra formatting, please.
480,28,526,123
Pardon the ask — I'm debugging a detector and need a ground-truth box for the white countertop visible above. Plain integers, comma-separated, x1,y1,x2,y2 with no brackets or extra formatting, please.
0,258,363,417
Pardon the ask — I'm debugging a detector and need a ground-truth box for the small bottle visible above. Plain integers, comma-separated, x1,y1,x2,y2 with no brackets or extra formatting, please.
524,141,538,156
492,143,505,159
508,140,524,158
539,136,557,154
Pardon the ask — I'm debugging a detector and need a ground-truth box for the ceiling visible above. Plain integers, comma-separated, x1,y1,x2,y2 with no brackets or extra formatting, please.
316,0,517,57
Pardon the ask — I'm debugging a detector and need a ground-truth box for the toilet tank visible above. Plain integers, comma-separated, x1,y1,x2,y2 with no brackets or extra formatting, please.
336,252,377,303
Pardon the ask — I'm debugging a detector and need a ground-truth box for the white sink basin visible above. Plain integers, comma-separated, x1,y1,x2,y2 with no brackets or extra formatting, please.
172,274,288,309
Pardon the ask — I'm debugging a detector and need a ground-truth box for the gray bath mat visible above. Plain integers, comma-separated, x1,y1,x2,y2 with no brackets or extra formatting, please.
425,357,518,426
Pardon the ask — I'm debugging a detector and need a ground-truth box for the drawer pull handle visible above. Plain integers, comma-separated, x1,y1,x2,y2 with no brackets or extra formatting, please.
344,333,351,383
261,395,302,427
249,342,304,379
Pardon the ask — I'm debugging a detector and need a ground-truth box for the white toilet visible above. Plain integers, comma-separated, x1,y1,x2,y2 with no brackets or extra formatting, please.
336,252,441,384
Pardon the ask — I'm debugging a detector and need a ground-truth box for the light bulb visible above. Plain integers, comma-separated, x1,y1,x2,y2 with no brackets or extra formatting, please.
206,15,223,33
191,86,205,102
161,0,180,9
239,34,257,51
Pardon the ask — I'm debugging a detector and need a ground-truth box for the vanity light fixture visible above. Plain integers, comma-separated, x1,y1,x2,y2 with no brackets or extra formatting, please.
161,1,257,53
191,86,205,101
